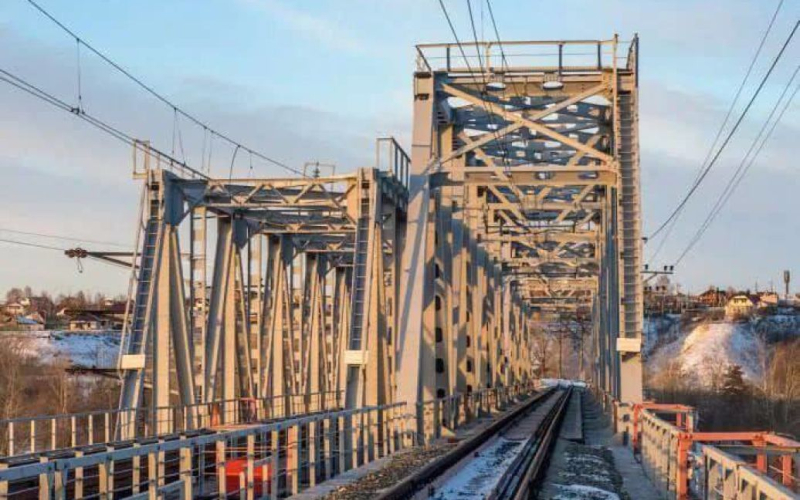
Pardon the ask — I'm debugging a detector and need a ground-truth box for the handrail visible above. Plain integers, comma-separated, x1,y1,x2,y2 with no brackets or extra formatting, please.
415,38,630,73
635,405,799,499
0,402,409,491
0,391,342,458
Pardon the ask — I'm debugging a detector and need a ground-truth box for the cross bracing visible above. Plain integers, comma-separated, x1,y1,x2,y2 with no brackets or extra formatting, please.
111,38,642,443
399,37,643,414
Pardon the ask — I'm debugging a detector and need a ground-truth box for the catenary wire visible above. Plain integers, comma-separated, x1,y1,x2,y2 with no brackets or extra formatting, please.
0,227,131,248
674,66,800,265
0,237,66,252
0,66,208,178
645,19,798,242
646,0,787,263
26,0,304,177
465,0,513,167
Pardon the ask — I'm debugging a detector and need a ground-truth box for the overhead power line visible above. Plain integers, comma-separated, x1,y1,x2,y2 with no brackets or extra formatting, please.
0,236,66,252
465,0,513,166
646,0,786,264
0,66,208,179
437,0,479,78
485,0,524,98
0,235,132,272
26,0,304,177
646,19,799,243
674,64,800,265
0,227,130,248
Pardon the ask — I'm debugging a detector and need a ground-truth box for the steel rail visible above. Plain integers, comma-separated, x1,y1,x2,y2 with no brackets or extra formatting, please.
500,387,573,499
376,387,572,500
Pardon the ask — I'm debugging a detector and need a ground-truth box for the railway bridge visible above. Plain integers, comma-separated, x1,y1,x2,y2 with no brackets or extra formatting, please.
1,37,797,500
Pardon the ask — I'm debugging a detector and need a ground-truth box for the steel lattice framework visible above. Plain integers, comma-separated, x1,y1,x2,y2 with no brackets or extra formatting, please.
398,37,643,411
6,36,800,500
116,139,409,435
115,37,643,434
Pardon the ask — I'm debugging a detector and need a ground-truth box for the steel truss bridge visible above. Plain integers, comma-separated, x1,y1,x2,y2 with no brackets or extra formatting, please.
1,37,797,500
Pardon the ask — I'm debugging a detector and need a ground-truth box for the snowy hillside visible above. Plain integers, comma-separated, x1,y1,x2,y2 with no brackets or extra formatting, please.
6,331,120,369
643,314,682,356
647,322,764,387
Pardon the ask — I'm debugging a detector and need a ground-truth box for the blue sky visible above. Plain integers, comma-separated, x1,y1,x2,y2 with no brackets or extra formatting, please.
0,0,798,295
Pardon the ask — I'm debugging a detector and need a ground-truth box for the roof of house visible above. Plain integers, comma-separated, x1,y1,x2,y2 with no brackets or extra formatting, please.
15,316,41,325
728,294,757,305
68,313,106,323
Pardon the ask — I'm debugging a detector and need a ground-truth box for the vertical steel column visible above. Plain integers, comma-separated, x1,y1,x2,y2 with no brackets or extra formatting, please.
616,37,644,402
398,72,436,409
189,207,207,403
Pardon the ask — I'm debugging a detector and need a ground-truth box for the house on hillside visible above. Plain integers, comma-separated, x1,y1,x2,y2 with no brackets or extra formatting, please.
59,303,126,331
725,294,757,319
0,313,45,331
20,296,50,311
756,291,779,309
68,313,113,331
2,302,26,316
697,287,727,308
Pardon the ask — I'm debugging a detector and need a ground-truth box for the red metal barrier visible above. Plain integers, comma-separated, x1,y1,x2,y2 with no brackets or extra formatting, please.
633,402,799,499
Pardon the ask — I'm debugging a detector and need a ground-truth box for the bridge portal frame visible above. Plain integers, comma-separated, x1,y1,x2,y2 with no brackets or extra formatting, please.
116,140,408,438
399,36,643,412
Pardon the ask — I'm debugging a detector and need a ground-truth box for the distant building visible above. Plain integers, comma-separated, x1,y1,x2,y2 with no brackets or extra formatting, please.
756,291,779,308
19,296,49,311
59,303,126,331
697,288,727,308
24,312,45,325
68,314,113,331
2,302,26,316
725,294,756,319
0,313,45,331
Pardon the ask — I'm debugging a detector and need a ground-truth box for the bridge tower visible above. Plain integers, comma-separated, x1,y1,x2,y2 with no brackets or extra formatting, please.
399,36,643,412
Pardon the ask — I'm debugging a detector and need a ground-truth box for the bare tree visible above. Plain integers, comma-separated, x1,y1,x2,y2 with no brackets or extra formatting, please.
0,337,29,419
47,360,74,416
5,287,24,303
530,326,552,379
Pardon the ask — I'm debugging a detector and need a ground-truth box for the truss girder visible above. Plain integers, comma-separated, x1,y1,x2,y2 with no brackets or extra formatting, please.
118,155,408,426
400,37,643,411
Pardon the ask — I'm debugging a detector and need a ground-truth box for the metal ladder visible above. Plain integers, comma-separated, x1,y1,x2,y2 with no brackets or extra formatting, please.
348,178,371,351
118,182,165,411
617,90,643,338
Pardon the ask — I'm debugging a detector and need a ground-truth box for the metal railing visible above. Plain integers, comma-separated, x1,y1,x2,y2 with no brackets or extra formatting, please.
415,39,634,74
0,402,409,500
0,384,542,499
635,404,799,500
416,381,537,444
376,136,410,191
0,391,341,458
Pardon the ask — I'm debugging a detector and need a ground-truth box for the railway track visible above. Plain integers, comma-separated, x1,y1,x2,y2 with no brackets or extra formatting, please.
377,387,572,500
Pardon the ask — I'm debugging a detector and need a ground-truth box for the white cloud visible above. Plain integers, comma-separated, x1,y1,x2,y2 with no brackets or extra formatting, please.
0,29,399,295
239,0,370,55
639,79,799,172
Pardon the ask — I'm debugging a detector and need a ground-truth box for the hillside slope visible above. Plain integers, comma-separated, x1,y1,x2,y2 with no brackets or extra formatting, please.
646,321,764,387
8,330,119,368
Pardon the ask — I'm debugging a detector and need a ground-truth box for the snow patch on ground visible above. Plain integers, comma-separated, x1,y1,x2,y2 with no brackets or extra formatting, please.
647,321,764,386
3,330,119,368
553,484,621,500
754,314,800,341
431,438,522,499
643,314,682,356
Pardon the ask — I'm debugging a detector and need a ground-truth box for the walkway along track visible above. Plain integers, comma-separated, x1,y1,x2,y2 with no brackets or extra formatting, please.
377,388,572,500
